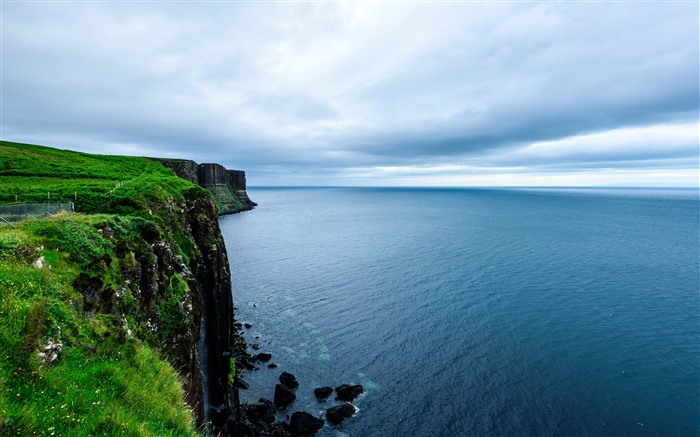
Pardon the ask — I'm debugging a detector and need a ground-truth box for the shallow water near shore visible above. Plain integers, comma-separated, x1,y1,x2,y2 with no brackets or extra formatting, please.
220,187,699,436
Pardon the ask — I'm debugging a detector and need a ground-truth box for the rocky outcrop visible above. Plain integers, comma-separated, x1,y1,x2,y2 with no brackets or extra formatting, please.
314,386,333,400
326,403,356,425
335,384,363,402
158,159,199,184
158,159,256,215
279,371,299,389
290,412,324,436
274,383,296,407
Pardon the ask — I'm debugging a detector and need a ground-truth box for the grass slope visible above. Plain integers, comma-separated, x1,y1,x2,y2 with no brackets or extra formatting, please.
0,141,205,436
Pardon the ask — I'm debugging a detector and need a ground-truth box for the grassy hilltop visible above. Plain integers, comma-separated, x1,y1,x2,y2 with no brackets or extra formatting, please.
0,141,201,214
0,141,219,436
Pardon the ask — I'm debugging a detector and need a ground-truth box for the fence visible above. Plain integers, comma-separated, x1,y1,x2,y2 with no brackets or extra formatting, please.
0,202,75,227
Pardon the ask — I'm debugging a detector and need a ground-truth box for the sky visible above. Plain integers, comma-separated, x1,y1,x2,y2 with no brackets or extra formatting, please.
2,1,698,187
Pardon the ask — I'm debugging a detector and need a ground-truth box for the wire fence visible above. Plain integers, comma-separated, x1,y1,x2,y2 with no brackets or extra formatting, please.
0,202,75,227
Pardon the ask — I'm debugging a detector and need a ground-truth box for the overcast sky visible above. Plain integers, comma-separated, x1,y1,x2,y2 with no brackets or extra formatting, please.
2,1,698,186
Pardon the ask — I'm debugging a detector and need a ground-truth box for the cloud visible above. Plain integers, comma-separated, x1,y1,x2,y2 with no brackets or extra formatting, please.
2,2,698,186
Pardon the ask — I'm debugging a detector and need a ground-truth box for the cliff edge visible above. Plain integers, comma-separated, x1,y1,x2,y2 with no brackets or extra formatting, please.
0,141,242,435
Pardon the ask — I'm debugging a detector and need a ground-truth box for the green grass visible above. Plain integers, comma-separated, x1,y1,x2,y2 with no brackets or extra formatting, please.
0,141,209,436
0,141,207,216
0,257,196,436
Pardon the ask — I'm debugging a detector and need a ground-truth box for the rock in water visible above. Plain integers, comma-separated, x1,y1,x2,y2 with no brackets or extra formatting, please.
289,411,324,436
234,377,249,389
326,403,356,425
255,352,272,362
335,384,363,402
274,383,296,407
314,386,333,400
279,371,299,389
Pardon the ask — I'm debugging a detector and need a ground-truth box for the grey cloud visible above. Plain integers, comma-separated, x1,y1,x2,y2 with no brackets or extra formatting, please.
2,2,698,185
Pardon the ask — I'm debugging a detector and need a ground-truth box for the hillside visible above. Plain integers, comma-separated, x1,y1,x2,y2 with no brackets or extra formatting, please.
0,141,236,435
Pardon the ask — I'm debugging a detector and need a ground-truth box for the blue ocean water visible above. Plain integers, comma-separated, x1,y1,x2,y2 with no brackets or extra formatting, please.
220,187,699,437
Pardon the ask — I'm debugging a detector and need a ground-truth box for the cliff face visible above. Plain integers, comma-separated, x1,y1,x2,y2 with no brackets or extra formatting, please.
79,186,234,432
159,160,256,215
183,190,232,427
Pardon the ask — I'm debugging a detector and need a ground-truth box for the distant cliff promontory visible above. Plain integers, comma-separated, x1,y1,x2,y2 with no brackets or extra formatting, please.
158,159,257,214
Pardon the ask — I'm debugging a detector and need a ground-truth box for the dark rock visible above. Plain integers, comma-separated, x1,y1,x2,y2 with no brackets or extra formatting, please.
244,323,252,329
268,363,278,369
279,372,299,389
326,403,356,425
229,420,255,437
335,384,363,402
235,377,249,389
274,383,296,407
255,352,272,362
247,402,276,424
289,411,324,436
313,387,333,400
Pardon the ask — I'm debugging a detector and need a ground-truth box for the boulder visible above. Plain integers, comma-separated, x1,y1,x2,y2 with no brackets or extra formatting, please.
326,403,356,425
313,387,333,400
255,352,272,362
335,384,363,402
279,372,299,389
247,401,276,425
244,323,252,329
289,411,324,436
274,383,296,407
267,363,278,369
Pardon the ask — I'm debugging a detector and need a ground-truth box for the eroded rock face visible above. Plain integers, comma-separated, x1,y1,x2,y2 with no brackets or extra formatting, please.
158,159,199,184
184,191,233,429
37,339,62,365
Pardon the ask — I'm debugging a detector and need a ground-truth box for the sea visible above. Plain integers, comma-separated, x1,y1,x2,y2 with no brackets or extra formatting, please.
219,187,699,437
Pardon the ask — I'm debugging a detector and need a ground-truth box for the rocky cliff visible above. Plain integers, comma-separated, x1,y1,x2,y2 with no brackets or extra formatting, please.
74,180,236,433
158,159,256,215
0,141,246,435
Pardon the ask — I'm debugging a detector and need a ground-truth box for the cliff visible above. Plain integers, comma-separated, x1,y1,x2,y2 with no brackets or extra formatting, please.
0,141,241,435
158,159,257,215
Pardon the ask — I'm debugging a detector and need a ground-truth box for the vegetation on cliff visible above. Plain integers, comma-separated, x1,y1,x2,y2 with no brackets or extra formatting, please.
0,141,234,435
